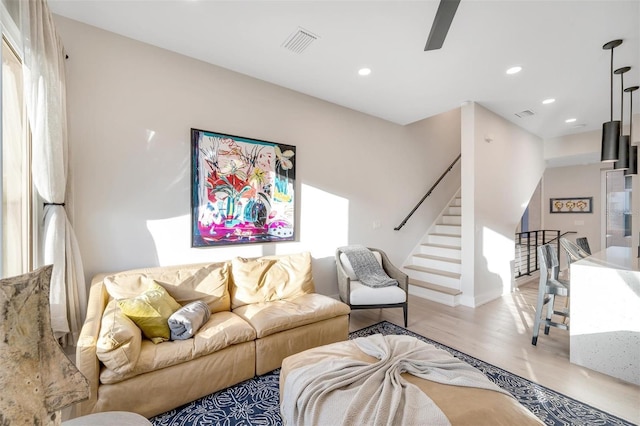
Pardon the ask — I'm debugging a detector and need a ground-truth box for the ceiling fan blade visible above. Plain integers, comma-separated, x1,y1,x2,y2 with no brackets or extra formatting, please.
424,0,461,51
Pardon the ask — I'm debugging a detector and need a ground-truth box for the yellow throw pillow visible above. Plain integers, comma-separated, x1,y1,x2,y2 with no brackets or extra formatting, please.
118,281,182,344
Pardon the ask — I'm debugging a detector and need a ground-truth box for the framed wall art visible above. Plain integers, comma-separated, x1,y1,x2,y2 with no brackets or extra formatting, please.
549,197,593,214
191,128,296,247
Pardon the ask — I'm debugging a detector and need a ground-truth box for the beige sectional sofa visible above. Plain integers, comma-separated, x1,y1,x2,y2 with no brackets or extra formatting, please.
75,252,350,418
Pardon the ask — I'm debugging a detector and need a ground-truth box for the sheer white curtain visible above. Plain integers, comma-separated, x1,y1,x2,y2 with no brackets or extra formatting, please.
21,0,86,346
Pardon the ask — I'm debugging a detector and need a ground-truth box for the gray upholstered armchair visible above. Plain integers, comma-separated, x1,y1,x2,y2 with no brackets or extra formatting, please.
335,247,408,327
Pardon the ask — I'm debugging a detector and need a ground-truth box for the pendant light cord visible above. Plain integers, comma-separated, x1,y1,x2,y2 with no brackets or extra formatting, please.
621,72,624,135
610,47,614,121
631,91,634,140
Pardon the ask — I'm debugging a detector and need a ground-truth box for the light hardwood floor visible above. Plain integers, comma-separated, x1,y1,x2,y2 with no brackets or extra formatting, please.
348,277,640,424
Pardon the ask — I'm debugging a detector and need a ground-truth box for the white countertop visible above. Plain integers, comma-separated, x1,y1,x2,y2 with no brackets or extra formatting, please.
573,246,640,272
569,245,640,385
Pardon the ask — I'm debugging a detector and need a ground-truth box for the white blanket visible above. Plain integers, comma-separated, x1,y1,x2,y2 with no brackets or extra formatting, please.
282,334,512,426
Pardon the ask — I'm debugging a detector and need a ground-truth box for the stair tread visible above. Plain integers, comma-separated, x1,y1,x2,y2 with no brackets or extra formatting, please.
430,232,462,238
405,265,461,278
409,278,462,295
420,243,461,250
413,253,461,264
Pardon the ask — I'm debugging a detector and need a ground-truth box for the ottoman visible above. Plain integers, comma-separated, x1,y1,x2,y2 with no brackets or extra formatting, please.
63,412,152,425
280,335,543,425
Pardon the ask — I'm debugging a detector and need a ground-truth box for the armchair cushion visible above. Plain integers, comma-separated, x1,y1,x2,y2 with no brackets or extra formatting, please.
349,281,407,305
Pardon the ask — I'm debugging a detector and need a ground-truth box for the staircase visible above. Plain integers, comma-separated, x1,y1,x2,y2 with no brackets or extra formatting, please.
404,194,462,306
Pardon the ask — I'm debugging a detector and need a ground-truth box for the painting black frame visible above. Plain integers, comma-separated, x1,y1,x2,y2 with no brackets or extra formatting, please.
191,128,296,247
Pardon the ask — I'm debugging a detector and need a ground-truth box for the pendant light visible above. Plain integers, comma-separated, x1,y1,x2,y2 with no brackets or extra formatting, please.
601,40,623,162
625,86,639,176
614,66,631,170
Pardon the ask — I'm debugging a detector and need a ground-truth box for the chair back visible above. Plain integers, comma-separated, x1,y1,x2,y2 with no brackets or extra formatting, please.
538,244,560,282
575,237,591,255
560,237,590,265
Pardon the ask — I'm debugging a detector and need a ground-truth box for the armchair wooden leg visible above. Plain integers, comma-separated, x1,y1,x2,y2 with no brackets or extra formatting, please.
403,303,408,328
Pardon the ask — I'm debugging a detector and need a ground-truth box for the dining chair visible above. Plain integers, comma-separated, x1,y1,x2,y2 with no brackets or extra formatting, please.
575,237,591,255
560,237,591,267
531,244,570,345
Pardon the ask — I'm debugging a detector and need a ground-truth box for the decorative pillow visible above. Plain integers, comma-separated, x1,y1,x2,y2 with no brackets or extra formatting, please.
96,300,142,373
340,251,382,281
118,281,182,344
103,262,231,314
230,252,315,309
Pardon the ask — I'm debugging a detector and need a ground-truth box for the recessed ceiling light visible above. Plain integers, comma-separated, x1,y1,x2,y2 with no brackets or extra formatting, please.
565,118,577,123
542,98,556,104
358,67,371,76
506,66,522,75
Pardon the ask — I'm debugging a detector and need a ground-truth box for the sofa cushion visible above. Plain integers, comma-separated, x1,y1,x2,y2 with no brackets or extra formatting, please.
233,293,351,339
96,300,142,374
103,262,231,314
230,252,315,310
99,311,256,385
118,281,182,344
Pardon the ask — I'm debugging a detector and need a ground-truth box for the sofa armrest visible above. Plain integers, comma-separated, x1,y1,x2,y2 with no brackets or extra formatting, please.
335,249,351,304
74,279,111,416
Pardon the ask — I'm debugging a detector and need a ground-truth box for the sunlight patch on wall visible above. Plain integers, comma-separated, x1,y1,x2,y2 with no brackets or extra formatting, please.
482,226,515,294
145,184,349,266
299,183,349,258
146,214,265,265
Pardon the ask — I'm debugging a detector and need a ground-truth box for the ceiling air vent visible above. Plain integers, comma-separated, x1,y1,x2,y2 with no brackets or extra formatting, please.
282,27,319,54
515,110,535,119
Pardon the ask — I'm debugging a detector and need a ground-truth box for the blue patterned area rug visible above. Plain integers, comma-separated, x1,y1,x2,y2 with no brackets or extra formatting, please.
150,321,635,426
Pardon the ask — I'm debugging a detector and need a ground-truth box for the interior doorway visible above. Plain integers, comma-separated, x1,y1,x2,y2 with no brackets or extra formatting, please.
604,169,632,248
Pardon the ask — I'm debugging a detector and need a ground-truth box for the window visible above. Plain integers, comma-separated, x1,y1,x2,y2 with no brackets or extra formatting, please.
1,36,32,278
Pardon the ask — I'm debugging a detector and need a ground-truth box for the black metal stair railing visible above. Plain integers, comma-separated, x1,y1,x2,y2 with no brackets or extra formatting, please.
514,230,575,277
394,153,461,231
515,230,558,277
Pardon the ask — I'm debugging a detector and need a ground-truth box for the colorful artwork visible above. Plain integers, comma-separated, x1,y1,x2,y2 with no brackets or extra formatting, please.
191,129,296,246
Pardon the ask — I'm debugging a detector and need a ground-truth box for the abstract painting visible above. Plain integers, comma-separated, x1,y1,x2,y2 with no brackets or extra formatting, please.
191,129,296,246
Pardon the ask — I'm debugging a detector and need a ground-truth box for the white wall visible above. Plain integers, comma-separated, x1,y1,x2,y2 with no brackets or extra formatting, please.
402,108,462,234
543,121,639,258
461,102,544,307
55,16,461,296
542,163,604,269
544,129,601,167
